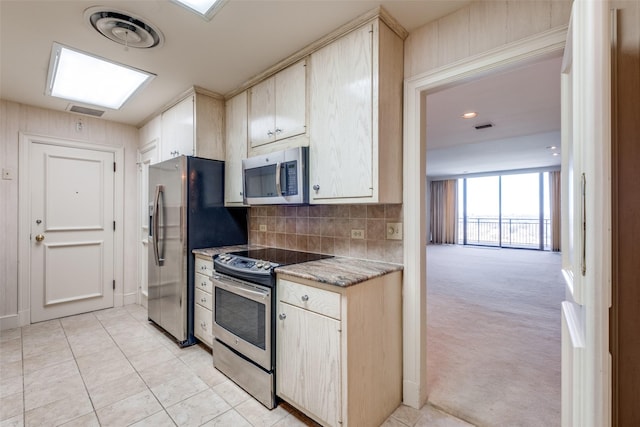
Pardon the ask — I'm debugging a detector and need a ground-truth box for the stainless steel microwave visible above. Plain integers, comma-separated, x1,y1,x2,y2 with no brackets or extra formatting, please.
242,147,308,205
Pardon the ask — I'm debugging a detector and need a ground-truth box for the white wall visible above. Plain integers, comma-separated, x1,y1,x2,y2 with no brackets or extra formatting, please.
0,99,139,328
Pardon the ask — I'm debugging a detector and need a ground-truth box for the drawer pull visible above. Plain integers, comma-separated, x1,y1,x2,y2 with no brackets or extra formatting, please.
301,295,309,302
279,313,287,320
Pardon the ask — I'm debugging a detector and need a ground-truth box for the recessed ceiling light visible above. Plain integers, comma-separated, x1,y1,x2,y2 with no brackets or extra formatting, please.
552,152,560,156
172,0,227,20
546,145,558,150
461,112,478,119
46,43,155,110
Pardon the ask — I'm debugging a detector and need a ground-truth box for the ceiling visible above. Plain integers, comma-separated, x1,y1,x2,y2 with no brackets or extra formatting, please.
1,0,561,178
426,55,563,178
0,0,469,127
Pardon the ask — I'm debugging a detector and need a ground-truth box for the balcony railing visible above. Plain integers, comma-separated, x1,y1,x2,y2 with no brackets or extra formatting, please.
458,217,551,250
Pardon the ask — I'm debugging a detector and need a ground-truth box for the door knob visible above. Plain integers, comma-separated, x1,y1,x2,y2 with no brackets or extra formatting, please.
35,234,45,242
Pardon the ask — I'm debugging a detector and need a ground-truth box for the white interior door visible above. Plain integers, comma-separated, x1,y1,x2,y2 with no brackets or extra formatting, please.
138,143,158,308
560,1,611,426
30,142,115,322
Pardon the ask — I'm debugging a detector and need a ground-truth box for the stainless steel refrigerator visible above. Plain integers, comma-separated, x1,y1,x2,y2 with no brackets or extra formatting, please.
148,156,247,346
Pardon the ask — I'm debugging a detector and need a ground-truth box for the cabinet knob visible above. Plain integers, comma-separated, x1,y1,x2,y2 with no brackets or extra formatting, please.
279,313,287,320
275,128,282,134
301,295,309,302
267,130,274,137
313,184,320,192
201,297,207,303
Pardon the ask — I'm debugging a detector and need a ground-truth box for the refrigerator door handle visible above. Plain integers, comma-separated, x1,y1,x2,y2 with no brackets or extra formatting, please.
153,184,165,266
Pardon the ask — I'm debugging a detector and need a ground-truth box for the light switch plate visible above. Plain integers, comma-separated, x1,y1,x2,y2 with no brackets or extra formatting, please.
351,229,365,239
259,224,267,232
386,222,403,240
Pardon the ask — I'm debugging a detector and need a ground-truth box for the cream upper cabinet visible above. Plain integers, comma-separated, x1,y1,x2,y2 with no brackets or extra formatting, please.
276,272,402,427
160,89,225,162
249,59,307,150
224,91,248,206
309,19,403,204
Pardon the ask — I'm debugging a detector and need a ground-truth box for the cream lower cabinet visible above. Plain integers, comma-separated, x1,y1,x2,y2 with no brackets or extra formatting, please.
194,255,214,347
276,271,402,427
309,18,404,204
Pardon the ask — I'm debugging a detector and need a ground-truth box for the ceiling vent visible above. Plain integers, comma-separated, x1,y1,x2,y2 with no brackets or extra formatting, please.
84,7,164,49
474,123,494,130
67,104,105,117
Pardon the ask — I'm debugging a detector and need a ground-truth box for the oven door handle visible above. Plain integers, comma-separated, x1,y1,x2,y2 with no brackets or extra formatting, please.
212,275,270,301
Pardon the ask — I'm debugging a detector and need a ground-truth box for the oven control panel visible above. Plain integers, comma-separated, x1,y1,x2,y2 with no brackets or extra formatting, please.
213,253,279,276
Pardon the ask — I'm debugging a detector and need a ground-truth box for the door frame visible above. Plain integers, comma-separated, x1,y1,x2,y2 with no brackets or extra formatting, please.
402,27,569,406
18,133,124,325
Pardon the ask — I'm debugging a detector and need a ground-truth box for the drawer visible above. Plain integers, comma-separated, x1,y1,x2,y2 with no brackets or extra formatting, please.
195,272,212,293
194,303,213,347
195,256,214,277
195,288,213,311
278,279,341,320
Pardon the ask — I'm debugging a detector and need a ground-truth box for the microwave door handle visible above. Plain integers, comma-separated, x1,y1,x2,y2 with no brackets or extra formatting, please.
275,162,282,196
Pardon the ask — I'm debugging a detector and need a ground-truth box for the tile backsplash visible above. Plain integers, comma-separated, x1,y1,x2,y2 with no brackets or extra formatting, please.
248,204,403,264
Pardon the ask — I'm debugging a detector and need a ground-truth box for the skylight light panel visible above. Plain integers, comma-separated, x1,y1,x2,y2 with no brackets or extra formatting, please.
46,43,154,110
172,0,226,20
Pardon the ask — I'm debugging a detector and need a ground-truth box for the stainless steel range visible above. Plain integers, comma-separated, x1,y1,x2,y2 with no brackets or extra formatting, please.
211,248,331,409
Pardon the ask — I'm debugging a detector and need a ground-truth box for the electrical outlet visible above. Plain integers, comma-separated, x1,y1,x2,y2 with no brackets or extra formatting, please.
2,168,13,180
386,222,403,240
259,224,267,232
351,229,365,239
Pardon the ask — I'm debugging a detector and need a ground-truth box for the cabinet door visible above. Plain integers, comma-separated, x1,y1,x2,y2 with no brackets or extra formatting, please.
275,59,307,141
309,24,373,201
161,95,195,160
225,91,248,205
277,301,341,427
249,77,276,148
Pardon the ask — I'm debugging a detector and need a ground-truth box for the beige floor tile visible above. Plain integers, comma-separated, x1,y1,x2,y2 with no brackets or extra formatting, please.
128,344,177,371
78,355,136,390
166,388,231,427
0,392,23,421
381,416,411,427
116,335,167,358
22,336,69,359
0,414,23,427
414,405,476,427
66,329,118,358
125,304,149,322
86,372,148,409
212,380,252,407
235,398,289,427
60,313,103,336
22,346,74,374
24,374,86,411
130,410,177,427
24,391,93,427
0,338,22,363
138,358,193,389
150,372,209,408
201,409,252,427
0,375,22,398
271,412,320,427
23,359,79,391
58,412,100,427
391,404,423,426
96,389,162,426
21,319,62,337
0,360,22,380
190,362,229,388
0,329,21,343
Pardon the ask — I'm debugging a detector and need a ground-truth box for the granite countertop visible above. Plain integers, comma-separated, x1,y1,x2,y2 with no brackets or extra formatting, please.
275,257,403,287
192,245,402,288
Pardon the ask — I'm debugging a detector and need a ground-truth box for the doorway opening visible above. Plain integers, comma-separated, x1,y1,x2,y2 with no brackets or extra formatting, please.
423,54,564,426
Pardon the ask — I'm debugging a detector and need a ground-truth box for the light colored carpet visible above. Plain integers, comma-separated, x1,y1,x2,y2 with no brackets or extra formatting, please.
426,245,562,427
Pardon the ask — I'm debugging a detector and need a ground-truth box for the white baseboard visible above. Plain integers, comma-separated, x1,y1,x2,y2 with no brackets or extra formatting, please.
123,292,137,306
0,314,19,331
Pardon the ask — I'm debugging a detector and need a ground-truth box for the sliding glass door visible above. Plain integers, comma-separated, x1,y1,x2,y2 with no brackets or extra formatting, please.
458,172,552,250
